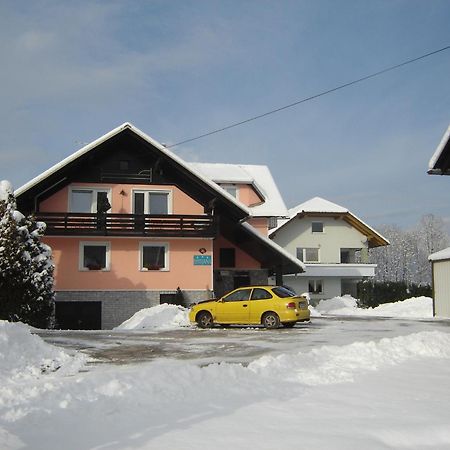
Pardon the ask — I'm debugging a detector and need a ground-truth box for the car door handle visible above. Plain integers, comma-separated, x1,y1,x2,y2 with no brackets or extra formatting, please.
242,304,248,308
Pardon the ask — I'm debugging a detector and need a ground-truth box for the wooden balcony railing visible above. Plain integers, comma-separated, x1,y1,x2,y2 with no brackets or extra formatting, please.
35,212,217,238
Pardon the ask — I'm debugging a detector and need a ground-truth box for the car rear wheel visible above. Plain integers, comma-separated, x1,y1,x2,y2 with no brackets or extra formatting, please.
262,312,280,329
196,311,214,328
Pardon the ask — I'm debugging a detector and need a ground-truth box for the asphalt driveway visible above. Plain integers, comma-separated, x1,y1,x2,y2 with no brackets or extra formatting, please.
36,316,450,368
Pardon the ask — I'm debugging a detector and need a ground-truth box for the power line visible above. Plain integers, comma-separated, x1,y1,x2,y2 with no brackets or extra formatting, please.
167,45,450,149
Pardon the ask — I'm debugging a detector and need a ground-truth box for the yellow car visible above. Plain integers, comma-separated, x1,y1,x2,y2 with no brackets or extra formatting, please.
189,286,310,329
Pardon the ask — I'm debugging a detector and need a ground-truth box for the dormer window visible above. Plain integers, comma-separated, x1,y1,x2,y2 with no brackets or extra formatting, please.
222,185,238,199
312,222,323,233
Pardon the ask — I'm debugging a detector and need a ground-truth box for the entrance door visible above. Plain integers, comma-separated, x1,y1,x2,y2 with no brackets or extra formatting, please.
233,272,250,289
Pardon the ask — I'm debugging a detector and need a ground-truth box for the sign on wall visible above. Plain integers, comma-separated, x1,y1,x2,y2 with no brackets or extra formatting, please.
193,255,212,266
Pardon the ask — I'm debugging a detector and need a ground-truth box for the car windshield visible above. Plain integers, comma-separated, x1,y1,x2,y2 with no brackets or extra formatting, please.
272,286,296,298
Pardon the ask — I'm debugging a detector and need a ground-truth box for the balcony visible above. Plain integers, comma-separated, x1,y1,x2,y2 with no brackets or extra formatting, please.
35,212,217,238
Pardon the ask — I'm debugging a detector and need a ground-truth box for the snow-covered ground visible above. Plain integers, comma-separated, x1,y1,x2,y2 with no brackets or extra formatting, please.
1,297,450,450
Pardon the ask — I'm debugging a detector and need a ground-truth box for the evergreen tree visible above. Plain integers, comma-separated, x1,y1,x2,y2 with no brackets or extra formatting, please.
0,180,54,328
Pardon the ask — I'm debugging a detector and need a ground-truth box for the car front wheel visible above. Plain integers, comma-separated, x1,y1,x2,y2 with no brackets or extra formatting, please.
262,312,280,329
196,311,214,328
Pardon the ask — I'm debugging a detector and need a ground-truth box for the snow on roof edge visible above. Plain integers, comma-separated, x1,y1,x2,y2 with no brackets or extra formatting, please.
428,125,450,171
429,246,450,261
14,123,251,217
240,222,305,272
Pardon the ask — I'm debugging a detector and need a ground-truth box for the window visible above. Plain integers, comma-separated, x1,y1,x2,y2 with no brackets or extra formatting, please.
140,243,168,271
296,247,319,263
268,217,278,229
222,185,238,198
223,288,252,302
80,242,110,271
133,191,170,215
119,160,129,171
70,188,111,213
220,248,236,267
308,280,323,294
272,286,296,298
312,222,324,233
251,288,273,300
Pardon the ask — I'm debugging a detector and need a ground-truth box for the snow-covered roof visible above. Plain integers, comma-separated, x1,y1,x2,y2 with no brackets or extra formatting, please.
429,247,450,262
188,162,288,217
428,125,450,175
270,196,389,248
15,123,250,217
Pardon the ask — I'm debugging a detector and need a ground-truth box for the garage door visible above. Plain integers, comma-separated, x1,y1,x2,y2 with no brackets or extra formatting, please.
55,301,102,330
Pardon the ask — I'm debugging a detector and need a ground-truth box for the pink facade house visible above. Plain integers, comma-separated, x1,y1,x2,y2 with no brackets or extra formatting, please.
16,123,303,329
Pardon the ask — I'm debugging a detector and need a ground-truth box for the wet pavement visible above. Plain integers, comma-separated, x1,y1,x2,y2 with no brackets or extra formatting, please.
36,316,450,367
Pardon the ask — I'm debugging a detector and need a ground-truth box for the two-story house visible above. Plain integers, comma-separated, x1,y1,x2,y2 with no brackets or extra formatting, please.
270,197,389,302
15,123,303,329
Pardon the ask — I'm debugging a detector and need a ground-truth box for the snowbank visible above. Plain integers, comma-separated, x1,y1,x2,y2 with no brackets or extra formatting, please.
0,320,86,381
312,295,433,318
114,303,190,330
1,328,450,450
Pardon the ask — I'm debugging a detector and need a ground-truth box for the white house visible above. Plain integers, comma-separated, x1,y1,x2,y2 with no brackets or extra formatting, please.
270,197,389,302
428,124,450,317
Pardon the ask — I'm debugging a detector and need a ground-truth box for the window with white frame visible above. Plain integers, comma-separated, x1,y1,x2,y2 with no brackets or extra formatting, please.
80,242,110,271
296,247,319,262
308,280,323,294
311,222,324,233
140,243,169,271
133,191,171,215
70,188,111,213
221,185,238,199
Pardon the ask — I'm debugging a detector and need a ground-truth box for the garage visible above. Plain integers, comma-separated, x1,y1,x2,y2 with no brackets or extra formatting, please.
55,301,102,330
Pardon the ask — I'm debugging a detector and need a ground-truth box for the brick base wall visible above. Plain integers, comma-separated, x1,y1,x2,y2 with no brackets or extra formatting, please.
56,290,211,329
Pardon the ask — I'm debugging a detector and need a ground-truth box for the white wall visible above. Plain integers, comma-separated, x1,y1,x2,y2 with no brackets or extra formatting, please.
284,275,342,304
273,216,369,263
432,260,450,317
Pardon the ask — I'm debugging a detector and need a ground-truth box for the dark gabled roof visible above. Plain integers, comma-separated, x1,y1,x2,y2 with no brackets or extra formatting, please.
428,125,450,175
15,123,250,220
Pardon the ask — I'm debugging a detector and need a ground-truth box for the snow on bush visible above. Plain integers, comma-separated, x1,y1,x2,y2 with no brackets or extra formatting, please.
114,303,190,330
313,295,433,318
0,320,86,381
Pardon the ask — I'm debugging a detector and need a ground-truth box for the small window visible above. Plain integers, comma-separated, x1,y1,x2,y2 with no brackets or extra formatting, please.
308,280,323,294
119,160,129,171
268,217,278,229
80,242,110,271
296,248,319,263
251,288,273,300
222,185,238,198
312,222,323,233
220,248,236,268
140,243,168,271
223,288,252,302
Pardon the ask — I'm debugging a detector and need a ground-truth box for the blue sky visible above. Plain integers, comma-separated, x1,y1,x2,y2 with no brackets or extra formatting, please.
1,0,449,229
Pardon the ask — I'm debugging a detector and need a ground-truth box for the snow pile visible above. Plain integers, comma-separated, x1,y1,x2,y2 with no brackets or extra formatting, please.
0,320,86,381
249,330,450,385
114,303,190,330
313,295,433,318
